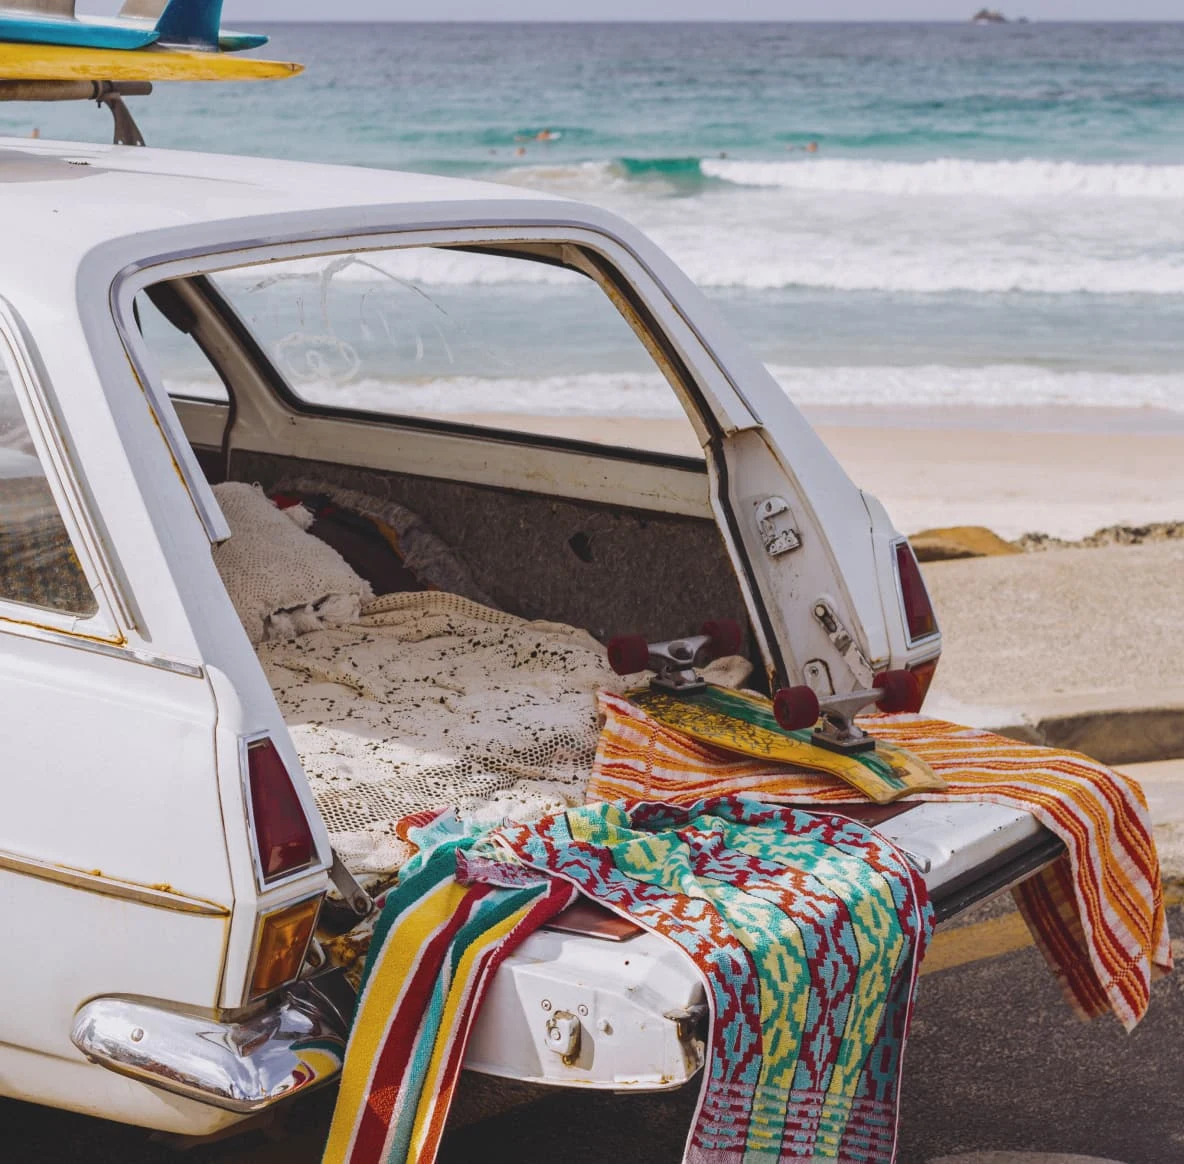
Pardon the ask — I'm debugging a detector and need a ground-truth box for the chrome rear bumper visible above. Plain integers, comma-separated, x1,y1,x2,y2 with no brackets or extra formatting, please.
70,973,352,1114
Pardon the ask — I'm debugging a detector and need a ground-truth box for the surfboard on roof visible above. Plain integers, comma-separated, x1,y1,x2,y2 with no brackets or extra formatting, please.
0,0,300,84
0,0,268,54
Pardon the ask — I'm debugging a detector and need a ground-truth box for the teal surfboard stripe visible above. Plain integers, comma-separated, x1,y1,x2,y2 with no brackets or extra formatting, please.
217,31,268,51
0,16,158,51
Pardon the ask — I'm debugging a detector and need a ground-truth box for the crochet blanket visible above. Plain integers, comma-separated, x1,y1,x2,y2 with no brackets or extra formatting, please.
589,692,1172,1030
326,798,933,1164
258,592,638,875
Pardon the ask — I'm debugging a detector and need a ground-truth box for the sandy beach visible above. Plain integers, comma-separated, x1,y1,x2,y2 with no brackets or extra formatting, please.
455,406,1184,542
813,411,1184,541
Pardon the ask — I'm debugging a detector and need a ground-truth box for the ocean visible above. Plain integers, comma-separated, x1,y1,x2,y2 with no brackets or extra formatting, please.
4,21,1184,421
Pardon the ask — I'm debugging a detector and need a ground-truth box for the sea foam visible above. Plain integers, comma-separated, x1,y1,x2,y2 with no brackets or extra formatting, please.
166,366,1184,417
701,157,1184,199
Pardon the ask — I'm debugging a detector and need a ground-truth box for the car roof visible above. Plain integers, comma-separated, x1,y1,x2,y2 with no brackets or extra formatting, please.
0,137,568,266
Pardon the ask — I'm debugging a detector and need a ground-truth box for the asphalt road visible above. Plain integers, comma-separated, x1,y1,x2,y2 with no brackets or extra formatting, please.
7,900,1183,1164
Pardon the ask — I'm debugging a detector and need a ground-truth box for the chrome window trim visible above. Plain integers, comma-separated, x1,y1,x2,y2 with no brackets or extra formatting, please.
0,616,203,677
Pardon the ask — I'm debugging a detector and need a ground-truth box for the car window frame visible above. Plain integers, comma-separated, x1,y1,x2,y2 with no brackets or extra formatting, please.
196,243,704,458
105,221,762,545
98,214,779,679
0,301,122,644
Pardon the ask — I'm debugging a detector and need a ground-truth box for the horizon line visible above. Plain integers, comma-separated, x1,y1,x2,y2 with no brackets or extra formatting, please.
232,16,1184,24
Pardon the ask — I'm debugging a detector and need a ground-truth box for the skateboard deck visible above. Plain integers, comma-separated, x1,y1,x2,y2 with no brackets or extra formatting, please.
628,684,946,804
0,42,301,82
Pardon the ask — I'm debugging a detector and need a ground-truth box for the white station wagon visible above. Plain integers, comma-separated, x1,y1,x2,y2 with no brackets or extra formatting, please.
0,136,1064,1141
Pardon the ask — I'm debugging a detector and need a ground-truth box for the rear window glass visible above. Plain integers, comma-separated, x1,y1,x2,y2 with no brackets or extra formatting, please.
208,246,703,459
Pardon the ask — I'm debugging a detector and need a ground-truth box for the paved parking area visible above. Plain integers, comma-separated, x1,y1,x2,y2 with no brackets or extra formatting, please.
8,898,1183,1164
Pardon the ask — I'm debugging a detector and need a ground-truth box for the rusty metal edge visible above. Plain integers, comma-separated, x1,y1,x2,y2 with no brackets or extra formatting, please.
0,848,229,916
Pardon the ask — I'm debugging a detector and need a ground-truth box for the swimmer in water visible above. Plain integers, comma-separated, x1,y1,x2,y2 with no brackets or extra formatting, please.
536,128,559,141
805,141,819,153
515,146,527,157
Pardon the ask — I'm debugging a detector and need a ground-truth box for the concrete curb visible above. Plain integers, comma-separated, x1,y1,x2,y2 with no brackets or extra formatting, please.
929,688,1184,766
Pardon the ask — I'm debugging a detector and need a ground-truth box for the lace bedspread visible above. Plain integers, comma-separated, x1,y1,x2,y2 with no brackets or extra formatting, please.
258,590,637,876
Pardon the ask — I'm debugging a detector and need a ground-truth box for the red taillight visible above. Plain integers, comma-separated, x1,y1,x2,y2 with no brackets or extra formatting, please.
247,739,315,882
895,540,938,643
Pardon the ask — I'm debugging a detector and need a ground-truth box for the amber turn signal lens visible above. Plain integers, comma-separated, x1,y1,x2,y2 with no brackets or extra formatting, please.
250,896,320,999
907,657,940,709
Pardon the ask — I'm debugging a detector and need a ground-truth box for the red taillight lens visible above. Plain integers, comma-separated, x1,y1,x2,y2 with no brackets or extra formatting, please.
895,541,938,643
247,739,315,882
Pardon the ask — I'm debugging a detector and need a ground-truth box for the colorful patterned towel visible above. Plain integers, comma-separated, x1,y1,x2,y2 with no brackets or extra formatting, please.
323,831,578,1164
326,798,933,1164
473,797,933,1164
589,691,1172,1030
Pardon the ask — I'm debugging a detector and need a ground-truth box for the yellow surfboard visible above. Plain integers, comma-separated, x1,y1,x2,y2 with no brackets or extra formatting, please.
0,42,301,82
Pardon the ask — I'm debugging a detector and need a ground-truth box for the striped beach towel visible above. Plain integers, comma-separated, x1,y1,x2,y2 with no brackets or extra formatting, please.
323,830,578,1164
589,691,1172,1030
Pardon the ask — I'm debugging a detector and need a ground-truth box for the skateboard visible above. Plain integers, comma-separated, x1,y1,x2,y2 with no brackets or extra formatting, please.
608,621,945,805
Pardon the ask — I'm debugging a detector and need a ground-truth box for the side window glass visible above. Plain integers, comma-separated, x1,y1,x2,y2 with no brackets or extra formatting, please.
135,288,228,403
0,357,96,617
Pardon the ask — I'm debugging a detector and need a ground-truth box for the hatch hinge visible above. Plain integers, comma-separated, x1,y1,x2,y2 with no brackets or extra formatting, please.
812,600,875,688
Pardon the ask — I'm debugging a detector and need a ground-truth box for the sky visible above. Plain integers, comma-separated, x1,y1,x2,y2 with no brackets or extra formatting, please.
78,1,1184,21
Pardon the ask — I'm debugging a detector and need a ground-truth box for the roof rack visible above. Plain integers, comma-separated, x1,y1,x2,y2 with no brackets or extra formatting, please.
0,79,149,145
0,2,298,145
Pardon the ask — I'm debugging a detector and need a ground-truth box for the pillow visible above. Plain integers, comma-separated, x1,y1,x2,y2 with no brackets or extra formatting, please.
269,477,496,608
212,482,373,645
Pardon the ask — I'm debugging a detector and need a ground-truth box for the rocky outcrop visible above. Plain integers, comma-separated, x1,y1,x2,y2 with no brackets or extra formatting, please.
909,525,1021,562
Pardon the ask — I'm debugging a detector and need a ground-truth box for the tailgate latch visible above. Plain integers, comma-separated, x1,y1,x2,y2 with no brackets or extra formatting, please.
545,1010,582,1065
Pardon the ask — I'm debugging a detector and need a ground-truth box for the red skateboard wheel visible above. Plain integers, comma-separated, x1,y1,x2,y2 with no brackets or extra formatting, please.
701,617,743,659
607,634,651,676
773,685,821,732
874,669,922,714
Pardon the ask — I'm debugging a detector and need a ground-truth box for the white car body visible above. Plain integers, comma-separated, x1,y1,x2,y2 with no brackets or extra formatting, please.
0,138,1060,1139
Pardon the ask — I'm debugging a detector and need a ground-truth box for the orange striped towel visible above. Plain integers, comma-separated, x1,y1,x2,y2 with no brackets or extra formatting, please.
589,691,1171,1030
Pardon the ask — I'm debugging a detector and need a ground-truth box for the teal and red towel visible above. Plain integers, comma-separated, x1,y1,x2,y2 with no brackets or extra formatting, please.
325,797,933,1164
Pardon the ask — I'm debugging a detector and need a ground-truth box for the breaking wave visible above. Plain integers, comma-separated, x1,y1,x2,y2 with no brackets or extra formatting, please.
499,156,1184,200
700,157,1184,198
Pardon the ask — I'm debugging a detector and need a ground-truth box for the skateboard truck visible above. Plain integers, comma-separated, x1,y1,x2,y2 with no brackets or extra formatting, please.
772,670,922,754
607,619,744,693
